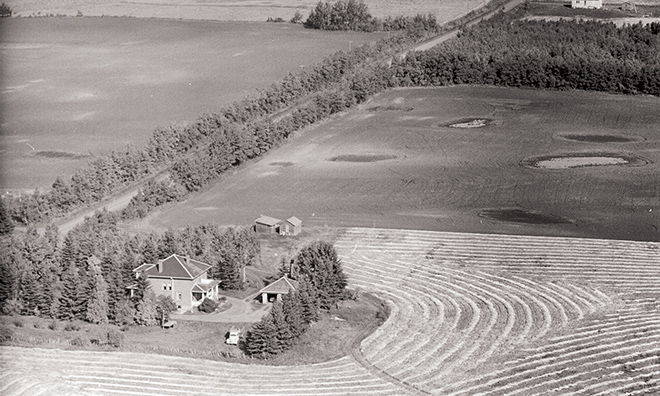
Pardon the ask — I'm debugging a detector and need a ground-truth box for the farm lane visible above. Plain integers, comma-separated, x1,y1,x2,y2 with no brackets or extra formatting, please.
170,296,270,323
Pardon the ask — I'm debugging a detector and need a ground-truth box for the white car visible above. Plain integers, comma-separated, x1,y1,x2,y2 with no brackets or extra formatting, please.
226,328,240,345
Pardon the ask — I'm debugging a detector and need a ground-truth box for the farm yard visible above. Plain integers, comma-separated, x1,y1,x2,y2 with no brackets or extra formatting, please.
0,17,383,192
2,228,660,395
143,86,660,242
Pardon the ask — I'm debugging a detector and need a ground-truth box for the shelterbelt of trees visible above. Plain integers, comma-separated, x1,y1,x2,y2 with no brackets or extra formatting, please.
0,210,259,326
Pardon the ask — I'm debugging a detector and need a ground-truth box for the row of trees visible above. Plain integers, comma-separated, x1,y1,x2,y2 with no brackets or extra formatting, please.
0,210,259,325
304,0,439,33
245,241,347,357
389,13,660,95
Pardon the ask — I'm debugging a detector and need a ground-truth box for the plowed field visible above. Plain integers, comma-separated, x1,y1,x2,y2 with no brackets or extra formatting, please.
145,86,660,242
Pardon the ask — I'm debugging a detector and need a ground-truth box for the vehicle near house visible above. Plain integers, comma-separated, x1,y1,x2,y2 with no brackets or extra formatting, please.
226,328,241,345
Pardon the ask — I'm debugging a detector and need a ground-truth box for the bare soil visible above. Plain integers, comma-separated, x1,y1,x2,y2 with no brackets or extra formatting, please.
139,86,660,242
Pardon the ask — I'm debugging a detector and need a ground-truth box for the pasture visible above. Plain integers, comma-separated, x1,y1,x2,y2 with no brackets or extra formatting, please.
143,86,660,242
3,228,660,395
0,17,381,191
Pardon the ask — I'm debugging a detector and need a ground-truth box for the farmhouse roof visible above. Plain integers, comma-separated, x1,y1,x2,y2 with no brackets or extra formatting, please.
255,215,281,227
286,216,302,227
192,280,221,293
259,276,299,295
139,254,212,280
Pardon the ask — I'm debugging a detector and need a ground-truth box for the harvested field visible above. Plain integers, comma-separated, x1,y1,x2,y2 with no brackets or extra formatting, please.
3,228,660,395
144,86,660,242
0,17,381,191
3,0,489,23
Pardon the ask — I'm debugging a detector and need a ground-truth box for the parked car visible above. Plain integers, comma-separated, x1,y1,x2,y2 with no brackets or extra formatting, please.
226,328,241,345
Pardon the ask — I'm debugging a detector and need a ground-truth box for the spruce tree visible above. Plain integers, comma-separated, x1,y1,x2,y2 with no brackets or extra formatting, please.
270,301,294,351
294,241,347,309
0,198,14,236
245,314,279,358
297,276,319,323
282,291,307,338
86,257,109,324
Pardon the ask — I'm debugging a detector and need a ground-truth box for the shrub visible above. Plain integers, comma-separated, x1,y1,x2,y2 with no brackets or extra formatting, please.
0,325,14,342
12,318,23,328
290,10,304,24
64,322,81,331
48,319,59,331
0,3,12,17
198,298,218,313
71,336,89,347
107,329,124,348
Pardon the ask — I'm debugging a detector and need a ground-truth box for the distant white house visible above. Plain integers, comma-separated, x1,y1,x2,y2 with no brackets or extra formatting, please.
572,0,602,9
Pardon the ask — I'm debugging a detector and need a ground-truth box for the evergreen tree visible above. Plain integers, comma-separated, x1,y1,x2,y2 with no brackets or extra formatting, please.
245,314,279,358
0,198,14,236
294,241,347,309
297,276,320,323
282,291,307,338
270,301,294,351
135,290,158,326
58,264,83,320
86,256,109,324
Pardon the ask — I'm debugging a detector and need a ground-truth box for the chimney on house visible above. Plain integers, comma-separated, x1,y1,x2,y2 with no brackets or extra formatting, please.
185,255,190,265
157,260,163,273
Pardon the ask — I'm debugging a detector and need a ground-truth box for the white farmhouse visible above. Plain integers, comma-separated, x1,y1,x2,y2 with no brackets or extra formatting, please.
572,0,603,9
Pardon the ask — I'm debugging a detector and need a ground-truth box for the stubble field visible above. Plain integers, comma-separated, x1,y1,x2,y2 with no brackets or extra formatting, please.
3,0,488,23
0,17,381,191
143,85,660,242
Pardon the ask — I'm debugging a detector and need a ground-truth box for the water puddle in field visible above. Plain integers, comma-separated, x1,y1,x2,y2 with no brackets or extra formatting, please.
443,118,493,129
557,133,644,143
327,153,398,163
33,151,88,159
367,105,413,112
479,209,572,224
269,162,293,167
521,153,650,169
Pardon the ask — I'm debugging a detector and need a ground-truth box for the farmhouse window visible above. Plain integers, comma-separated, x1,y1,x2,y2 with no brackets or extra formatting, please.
177,292,182,301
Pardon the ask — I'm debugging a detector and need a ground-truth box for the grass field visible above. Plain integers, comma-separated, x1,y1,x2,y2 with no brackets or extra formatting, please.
0,17,382,191
141,85,660,242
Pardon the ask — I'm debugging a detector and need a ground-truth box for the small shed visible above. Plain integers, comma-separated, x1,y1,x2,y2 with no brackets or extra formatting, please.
254,215,281,234
280,216,302,236
571,0,602,9
259,276,299,304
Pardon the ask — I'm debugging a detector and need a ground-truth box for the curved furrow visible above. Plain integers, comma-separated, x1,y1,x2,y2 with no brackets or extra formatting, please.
0,347,405,396
439,311,660,396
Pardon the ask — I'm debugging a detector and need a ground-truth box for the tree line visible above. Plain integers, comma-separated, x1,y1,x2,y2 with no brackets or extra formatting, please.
0,211,259,326
303,0,439,34
245,241,347,358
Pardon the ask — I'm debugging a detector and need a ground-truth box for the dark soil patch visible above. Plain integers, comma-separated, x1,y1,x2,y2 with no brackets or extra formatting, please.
558,133,643,143
269,161,294,167
33,151,88,159
479,209,572,225
328,154,397,163
366,105,413,112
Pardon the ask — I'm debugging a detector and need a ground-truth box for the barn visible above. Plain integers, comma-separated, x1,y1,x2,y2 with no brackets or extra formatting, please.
254,215,281,234
571,0,602,9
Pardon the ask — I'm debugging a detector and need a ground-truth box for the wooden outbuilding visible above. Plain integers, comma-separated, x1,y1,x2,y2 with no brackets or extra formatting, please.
258,276,299,304
254,215,282,234
280,216,302,236
571,0,602,9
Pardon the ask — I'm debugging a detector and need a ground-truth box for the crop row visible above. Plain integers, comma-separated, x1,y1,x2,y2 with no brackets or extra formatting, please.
334,228,660,395
0,347,404,396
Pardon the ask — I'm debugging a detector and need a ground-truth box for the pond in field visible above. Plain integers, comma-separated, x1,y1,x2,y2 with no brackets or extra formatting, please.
522,153,651,169
327,154,398,163
557,133,644,143
479,209,572,224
